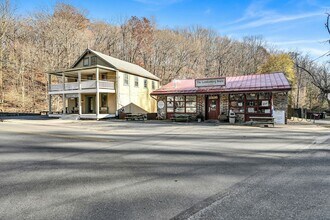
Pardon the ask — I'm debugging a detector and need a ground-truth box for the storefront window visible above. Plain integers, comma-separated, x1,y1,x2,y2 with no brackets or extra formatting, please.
176,96,185,101
166,95,197,113
174,96,185,113
229,92,272,116
259,92,271,100
229,93,245,113
186,96,196,113
175,100,185,113
167,96,174,113
246,93,257,100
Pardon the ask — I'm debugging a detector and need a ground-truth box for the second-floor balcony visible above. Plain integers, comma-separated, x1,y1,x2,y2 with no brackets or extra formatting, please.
49,80,115,92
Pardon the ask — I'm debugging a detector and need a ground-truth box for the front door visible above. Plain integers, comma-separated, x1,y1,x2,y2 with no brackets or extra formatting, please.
85,96,95,114
206,95,220,120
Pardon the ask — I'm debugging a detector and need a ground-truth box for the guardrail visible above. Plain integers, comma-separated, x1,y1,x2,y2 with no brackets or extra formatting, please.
49,80,115,91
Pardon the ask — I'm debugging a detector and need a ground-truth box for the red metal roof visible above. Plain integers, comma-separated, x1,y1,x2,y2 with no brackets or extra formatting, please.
151,72,291,95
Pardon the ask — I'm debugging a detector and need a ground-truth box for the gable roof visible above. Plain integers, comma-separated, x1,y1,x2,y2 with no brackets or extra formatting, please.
72,49,160,81
151,72,291,95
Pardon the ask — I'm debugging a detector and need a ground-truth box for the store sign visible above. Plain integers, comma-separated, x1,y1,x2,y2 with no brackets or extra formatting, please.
261,101,269,107
195,78,226,87
158,100,165,109
273,110,285,124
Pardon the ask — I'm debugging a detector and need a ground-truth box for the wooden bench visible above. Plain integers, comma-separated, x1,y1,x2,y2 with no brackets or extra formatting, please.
170,114,193,122
249,116,275,127
125,113,147,121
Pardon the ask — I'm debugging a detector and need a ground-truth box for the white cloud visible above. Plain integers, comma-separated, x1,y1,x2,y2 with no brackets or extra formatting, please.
270,39,329,46
223,0,325,31
224,0,275,26
299,47,329,57
231,11,323,31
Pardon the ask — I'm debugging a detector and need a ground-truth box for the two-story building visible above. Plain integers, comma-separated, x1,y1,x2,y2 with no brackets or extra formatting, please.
47,49,160,119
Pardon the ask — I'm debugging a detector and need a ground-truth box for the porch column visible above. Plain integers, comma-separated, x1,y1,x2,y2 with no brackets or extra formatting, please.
96,68,100,118
62,73,66,114
48,74,52,114
62,72,65,90
115,70,120,113
48,95,52,114
78,72,82,115
62,94,66,114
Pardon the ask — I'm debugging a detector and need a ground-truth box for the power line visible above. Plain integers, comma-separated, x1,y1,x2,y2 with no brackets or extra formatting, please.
312,50,330,62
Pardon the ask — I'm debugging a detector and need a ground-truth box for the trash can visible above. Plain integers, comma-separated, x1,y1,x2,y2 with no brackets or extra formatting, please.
229,110,236,124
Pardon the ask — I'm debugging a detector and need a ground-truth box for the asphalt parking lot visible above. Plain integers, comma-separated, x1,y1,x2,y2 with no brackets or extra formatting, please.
0,119,329,220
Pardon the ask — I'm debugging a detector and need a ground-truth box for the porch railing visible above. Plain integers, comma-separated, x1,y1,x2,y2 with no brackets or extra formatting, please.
99,81,115,89
49,80,115,91
65,82,79,90
81,80,97,89
50,84,63,91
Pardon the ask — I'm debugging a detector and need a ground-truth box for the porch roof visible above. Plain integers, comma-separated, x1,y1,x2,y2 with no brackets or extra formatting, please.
151,72,291,95
46,65,115,76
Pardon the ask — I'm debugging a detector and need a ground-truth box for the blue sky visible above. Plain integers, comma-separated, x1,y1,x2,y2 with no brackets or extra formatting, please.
14,0,330,61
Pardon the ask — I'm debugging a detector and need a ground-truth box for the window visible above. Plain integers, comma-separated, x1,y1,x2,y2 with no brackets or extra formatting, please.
185,96,197,113
83,57,89,66
144,79,148,88
134,76,139,87
229,93,245,114
124,74,129,86
167,96,197,114
174,96,185,113
101,74,107,80
167,96,174,113
152,81,155,90
91,56,97,65
87,75,93,80
246,93,257,100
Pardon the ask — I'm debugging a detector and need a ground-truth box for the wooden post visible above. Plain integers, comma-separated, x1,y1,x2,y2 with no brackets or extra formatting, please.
96,68,100,119
48,95,52,114
48,74,52,114
62,94,66,114
116,70,120,114
62,73,66,114
78,72,82,115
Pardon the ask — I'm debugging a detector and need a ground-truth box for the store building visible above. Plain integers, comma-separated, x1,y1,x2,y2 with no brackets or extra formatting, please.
150,72,291,123
47,49,160,120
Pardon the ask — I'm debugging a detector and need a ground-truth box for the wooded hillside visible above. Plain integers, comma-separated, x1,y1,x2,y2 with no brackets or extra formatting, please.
0,1,328,112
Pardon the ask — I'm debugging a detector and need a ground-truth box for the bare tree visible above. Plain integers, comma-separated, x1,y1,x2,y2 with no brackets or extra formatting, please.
3,2,326,112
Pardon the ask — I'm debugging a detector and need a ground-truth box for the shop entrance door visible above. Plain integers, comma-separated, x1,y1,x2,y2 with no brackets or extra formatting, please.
206,95,220,120
85,96,95,114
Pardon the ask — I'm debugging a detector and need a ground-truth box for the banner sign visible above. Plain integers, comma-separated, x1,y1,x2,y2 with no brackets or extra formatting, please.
195,78,226,87
273,110,285,124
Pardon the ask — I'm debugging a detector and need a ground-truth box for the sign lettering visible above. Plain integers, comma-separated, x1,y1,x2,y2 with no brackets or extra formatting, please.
195,78,226,87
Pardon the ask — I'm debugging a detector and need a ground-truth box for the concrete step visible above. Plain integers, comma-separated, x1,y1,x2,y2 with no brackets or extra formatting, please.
60,114,80,120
